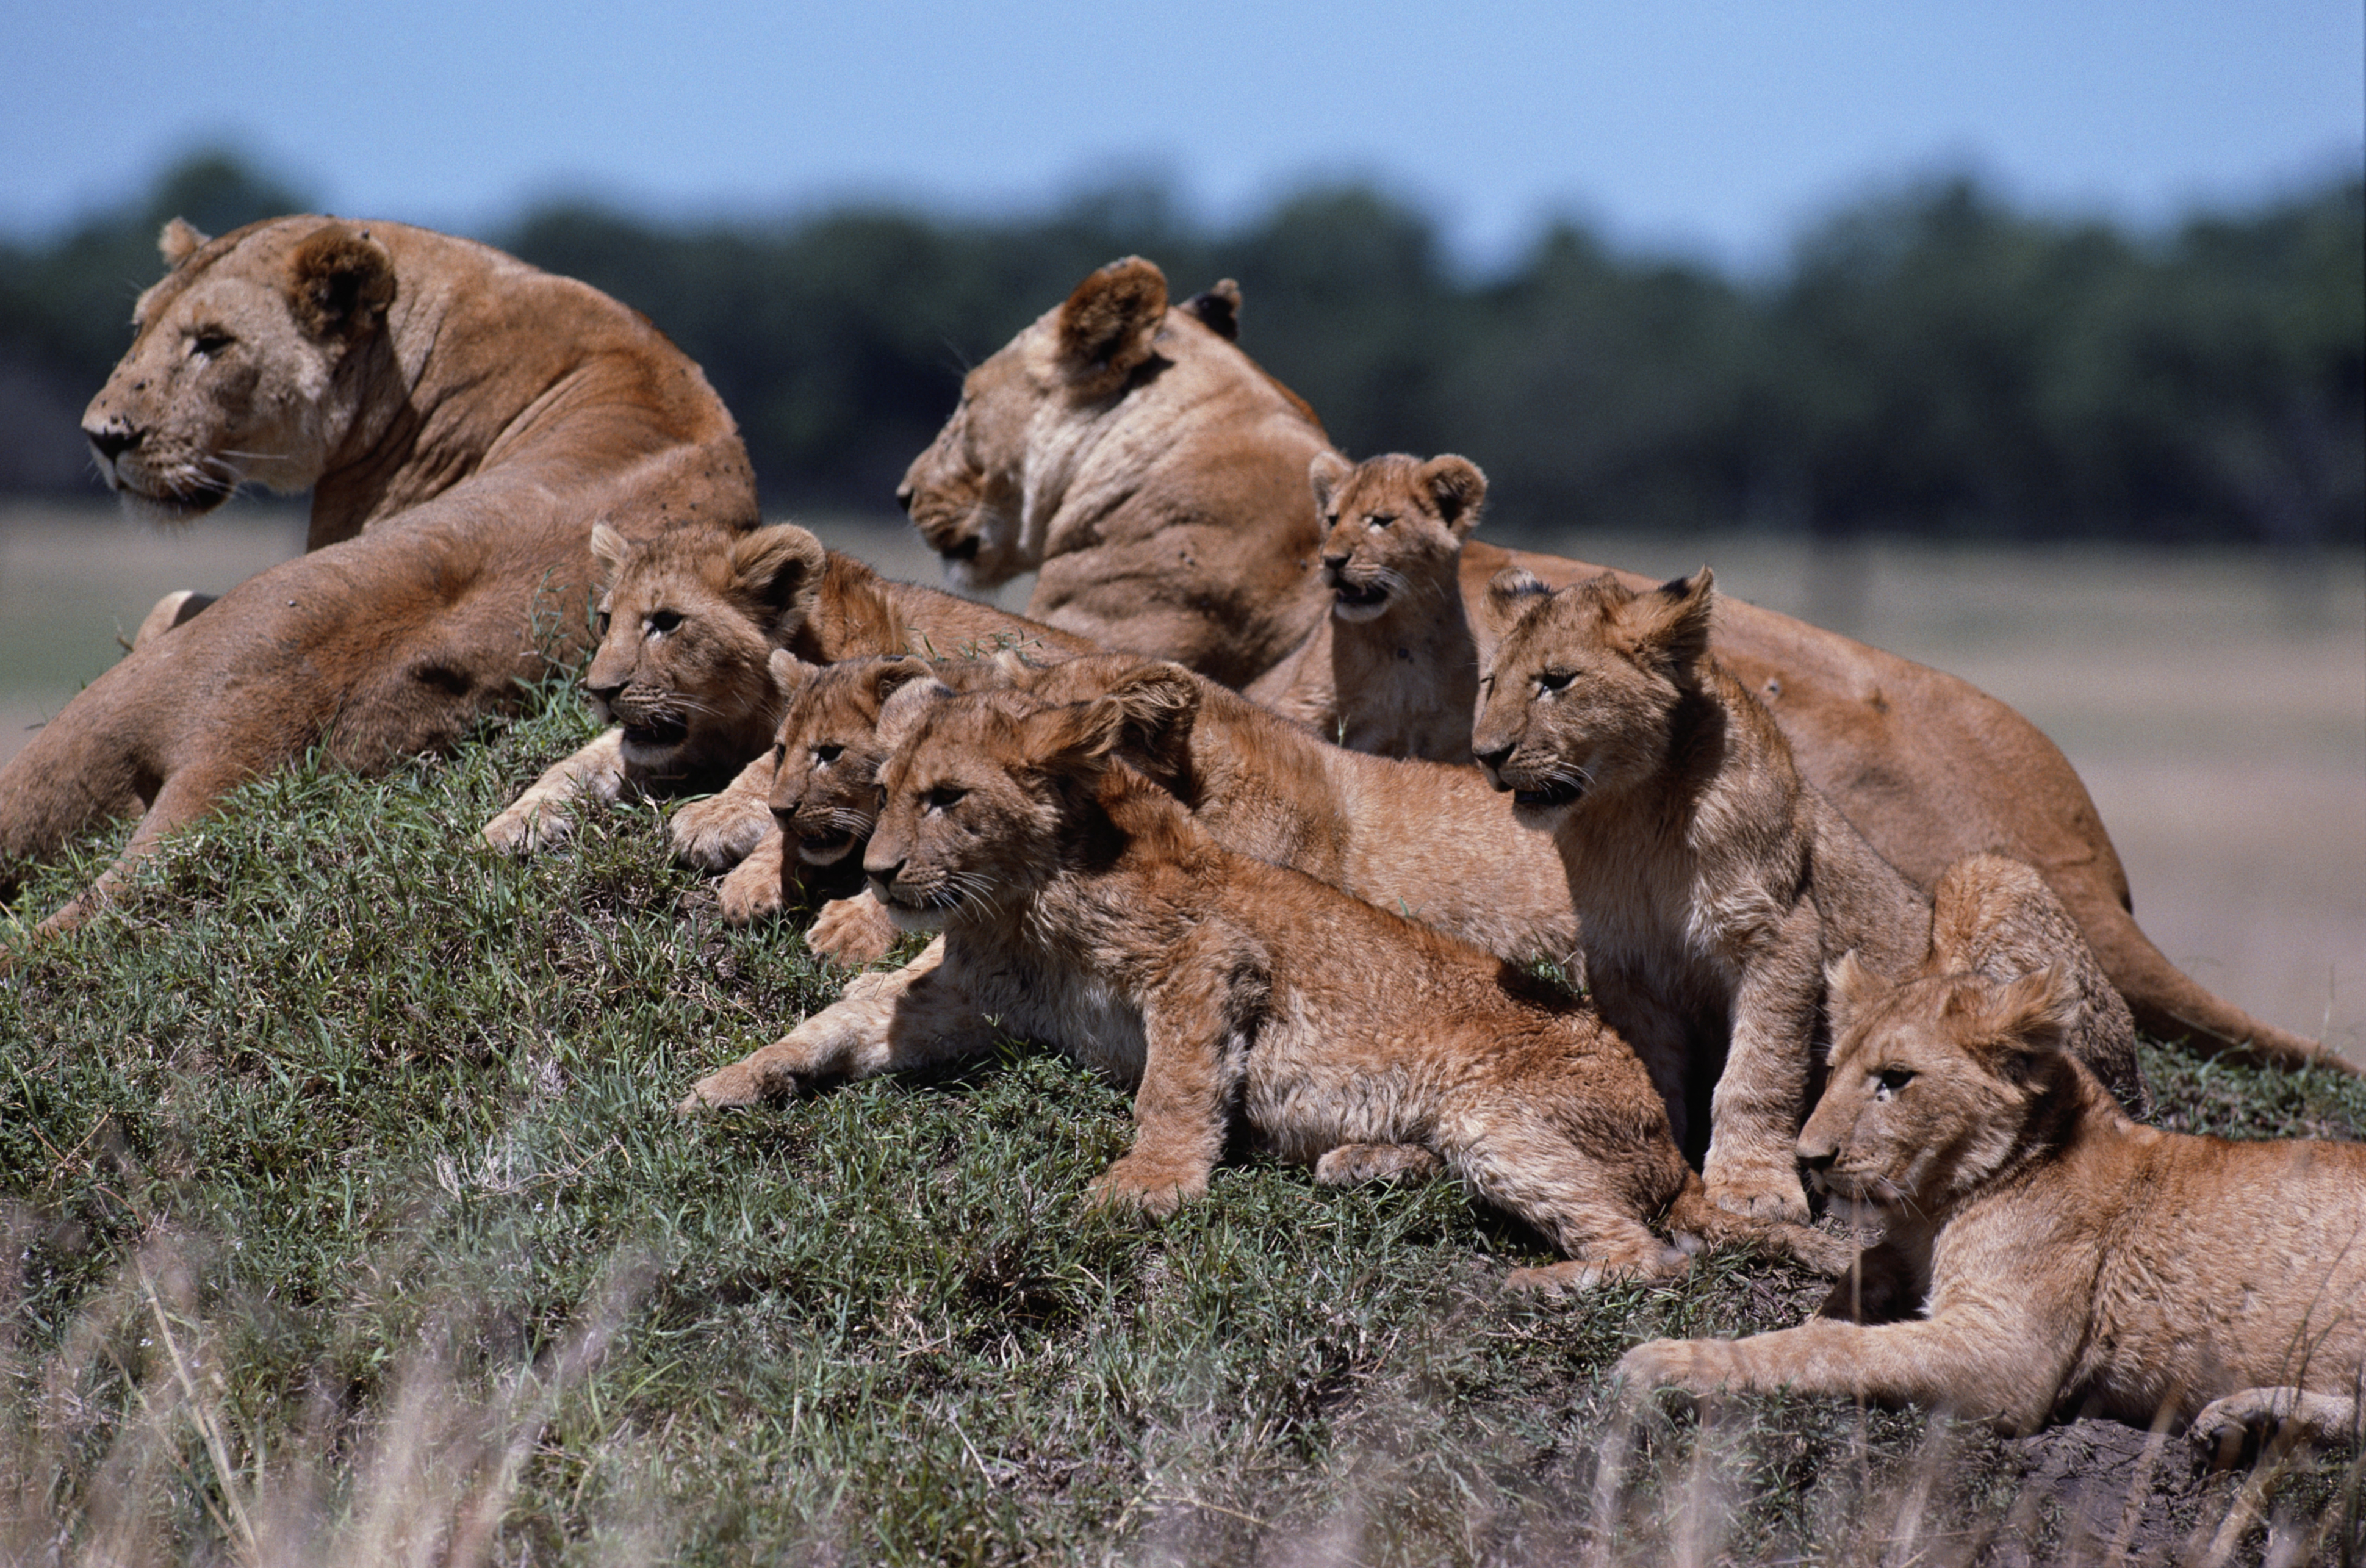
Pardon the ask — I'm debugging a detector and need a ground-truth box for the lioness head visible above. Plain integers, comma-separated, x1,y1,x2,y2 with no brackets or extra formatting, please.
1799,954,2085,1226
1309,452,1486,622
764,650,1023,866
1470,567,1716,821
896,257,1242,589
84,217,397,522
863,690,1128,930
584,519,827,782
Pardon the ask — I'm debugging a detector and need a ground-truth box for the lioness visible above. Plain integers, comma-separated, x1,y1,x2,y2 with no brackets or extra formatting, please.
1473,567,1936,1221
1,217,758,940
743,685,1851,1287
480,518,1093,857
899,256,2329,1068
1244,451,1488,762
1616,957,2365,1444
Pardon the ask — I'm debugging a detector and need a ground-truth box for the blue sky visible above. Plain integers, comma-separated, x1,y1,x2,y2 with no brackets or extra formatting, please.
7,1,2361,270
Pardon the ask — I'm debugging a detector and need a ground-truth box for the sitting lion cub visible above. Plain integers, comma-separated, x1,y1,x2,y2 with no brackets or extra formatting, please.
1245,451,1489,762
1617,953,2364,1444
731,685,1850,1287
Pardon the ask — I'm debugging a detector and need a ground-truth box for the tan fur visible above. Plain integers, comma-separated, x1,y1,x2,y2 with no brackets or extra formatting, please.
1244,451,1487,761
681,651,1592,1111
897,257,1332,688
712,689,1850,1286
1618,961,2365,1444
1473,569,1938,1222
2,217,757,940
481,520,1093,854
901,261,2334,1068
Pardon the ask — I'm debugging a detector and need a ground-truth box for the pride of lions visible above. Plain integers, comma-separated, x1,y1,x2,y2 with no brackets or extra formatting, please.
12,225,2359,1456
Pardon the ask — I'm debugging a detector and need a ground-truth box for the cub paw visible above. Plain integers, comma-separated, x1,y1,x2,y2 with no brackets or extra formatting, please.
719,844,787,926
1086,1157,1206,1219
1613,1339,1716,1403
672,793,772,871
1313,1143,1442,1185
1702,1165,1810,1225
1505,1259,1609,1296
808,895,897,966
483,796,571,855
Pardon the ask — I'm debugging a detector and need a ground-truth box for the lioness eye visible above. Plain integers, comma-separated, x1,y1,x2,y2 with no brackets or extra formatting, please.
1875,1068,1915,1098
647,610,683,635
1537,670,1574,694
813,744,843,765
927,785,967,811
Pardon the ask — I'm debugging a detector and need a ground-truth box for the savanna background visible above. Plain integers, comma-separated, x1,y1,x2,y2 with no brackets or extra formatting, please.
2,3,2362,1561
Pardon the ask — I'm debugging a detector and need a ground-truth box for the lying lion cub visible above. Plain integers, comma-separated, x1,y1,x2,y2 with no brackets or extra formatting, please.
1473,568,2147,1225
1245,451,1489,763
755,685,1850,1287
1617,954,2364,1443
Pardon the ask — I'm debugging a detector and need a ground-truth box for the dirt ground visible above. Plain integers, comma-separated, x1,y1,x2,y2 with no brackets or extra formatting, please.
4,500,2358,1061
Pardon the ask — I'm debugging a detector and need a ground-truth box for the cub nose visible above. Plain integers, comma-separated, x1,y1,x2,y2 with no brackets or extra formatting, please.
86,420,140,463
585,680,624,713
1320,553,1349,575
1797,1145,1836,1174
866,858,904,894
1472,743,1514,779
894,481,915,514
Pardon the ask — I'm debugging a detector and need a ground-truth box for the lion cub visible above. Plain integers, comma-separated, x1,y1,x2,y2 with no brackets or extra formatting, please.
1474,568,1943,1223
744,685,1849,1287
1246,452,1488,762
1618,954,2364,1444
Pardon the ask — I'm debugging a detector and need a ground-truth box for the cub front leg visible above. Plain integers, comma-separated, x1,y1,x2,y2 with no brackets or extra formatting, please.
1616,1312,2071,1436
1703,906,1822,1221
671,750,779,870
484,728,627,853
717,826,788,924
1090,941,1257,1218
676,937,980,1109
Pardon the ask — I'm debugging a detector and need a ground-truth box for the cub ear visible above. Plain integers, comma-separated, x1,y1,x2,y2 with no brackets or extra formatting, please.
730,522,829,626
1057,256,1168,397
286,223,396,340
875,677,954,750
767,647,818,695
1309,451,1354,515
869,654,936,707
1417,455,1487,538
589,521,631,581
1481,566,1552,636
159,217,211,268
1019,697,1131,778
1822,950,1889,1034
1620,567,1716,675
1179,278,1241,340
1981,966,2082,1079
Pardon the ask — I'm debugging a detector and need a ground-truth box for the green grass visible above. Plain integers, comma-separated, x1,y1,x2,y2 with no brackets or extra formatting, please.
3,679,2362,1566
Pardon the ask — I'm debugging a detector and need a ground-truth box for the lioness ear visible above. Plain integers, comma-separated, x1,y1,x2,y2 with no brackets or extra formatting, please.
876,677,954,749
287,224,396,341
1309,451,1353,515
589,521,631,581
731,523,829,626
159,217,211,268
1179,278,1241,340
1620,567,1716,675
1021,697,1130,777
1417,455,1487,538
1057,256,1168,397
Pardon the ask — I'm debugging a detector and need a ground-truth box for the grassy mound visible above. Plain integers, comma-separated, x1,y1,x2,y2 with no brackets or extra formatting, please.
4,682,2360,1564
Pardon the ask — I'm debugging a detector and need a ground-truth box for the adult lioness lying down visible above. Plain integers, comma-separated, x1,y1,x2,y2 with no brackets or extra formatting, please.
0,216,757,940
896,254,2334,1070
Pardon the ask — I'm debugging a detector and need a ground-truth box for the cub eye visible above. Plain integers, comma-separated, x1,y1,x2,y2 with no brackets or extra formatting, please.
813,743,844,765
190,330,234,358
646,610,683,635
1536,669,1574,694
1365,514,1393,530
592,610,611,637
771,742,786,763
1874,1067,1916,1099
926,785,968,811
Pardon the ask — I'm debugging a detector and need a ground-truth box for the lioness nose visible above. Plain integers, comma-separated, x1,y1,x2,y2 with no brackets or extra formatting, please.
86,421,139,462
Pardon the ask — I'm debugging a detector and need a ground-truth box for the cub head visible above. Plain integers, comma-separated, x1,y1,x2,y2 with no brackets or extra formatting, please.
863,691,1129,930
1309,452,1486,622
1799,954,2085,1226
764,650,1018,865
1470,567,1715,822
83,216,397,522
584,519,828,783
899,257,1242,590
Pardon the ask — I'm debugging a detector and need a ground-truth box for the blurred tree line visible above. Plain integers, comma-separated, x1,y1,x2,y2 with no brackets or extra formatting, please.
2,149,2357,546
